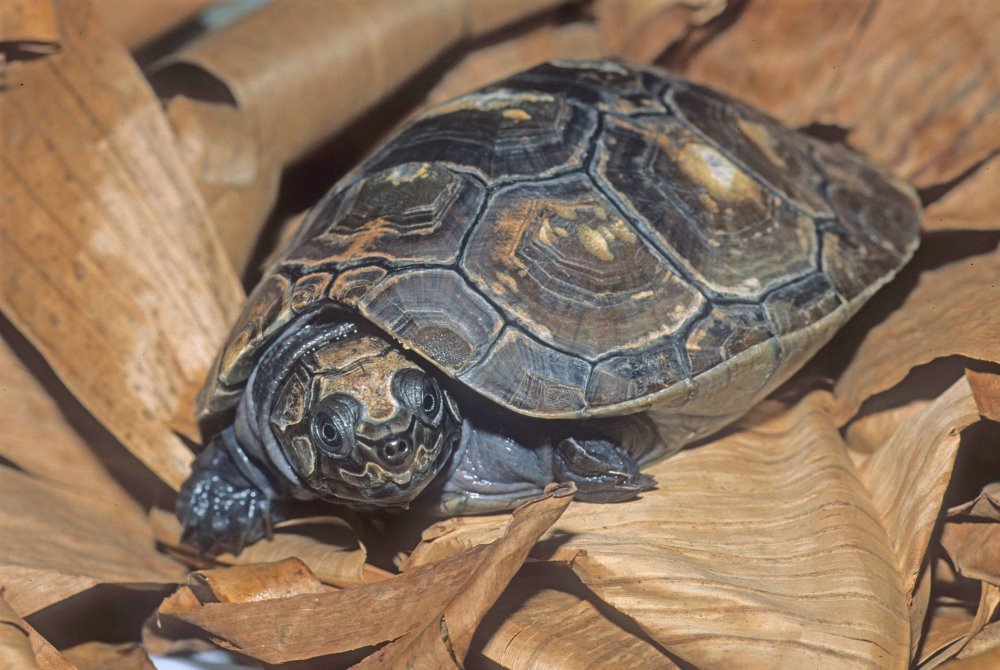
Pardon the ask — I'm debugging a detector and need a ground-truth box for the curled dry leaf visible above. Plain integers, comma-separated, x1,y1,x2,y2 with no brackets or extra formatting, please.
186,557,328,604
921,584,1000,670
942,481,1000,587
91,0,216,50
0,0,59,56
0,0,243,489
832,250,1000,426
149,485,573,664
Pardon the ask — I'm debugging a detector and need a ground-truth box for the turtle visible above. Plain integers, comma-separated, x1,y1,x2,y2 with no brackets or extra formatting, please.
178,59,921,555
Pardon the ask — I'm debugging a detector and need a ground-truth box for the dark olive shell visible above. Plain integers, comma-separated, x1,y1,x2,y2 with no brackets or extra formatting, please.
198,60,920,425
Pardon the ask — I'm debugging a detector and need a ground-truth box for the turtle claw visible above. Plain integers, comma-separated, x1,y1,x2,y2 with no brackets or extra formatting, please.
177,441,278,556
554,437,656,503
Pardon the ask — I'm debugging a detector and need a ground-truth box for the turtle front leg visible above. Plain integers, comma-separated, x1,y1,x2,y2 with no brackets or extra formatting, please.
430,417,656,515
177,428,285,555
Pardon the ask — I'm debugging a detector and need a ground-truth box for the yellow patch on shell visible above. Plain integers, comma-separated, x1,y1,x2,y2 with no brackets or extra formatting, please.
502,108,532,121
678,142,760,204
495,271,519,292
577,225,615,262
737,118,787,170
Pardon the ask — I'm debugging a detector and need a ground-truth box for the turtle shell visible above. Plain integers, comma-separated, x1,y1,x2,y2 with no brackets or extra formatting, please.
198,60,920,429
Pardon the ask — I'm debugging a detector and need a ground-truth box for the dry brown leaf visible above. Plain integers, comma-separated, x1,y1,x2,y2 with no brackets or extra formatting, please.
150,507,377,588
92,0,216,49
832,250,1000,426
941,524,1000,586
921,584,1000,669
679,0,1000,187
595,0,728,62
0,590,74,670
187,558,328,604
949,483,1000,521
0,465,184,615
944,645,1000,670
924,156,1000,232
858,378,981,595
473,575,677,669
417,393,913,668
149,486,572,664
959,620,1000,661
0,0,59,56
0,0,244,490
843,400,929,460
965,369,1000,422
680,0,871,126
62,641,155,670
0,329,142,511
423,21,603,107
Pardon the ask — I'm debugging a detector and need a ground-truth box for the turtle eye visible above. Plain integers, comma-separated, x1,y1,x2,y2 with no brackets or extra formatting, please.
311,408,351,456
421,376,440,418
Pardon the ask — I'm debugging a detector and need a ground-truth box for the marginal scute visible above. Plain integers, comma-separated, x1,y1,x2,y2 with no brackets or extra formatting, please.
281,163,484,269
358,269,504,376
366,91,598,182
459,327,590,415
668,83,834,219
504,60,669,115
685,303,774,376
462,173,704,361
810,141,922,260
587,338,689,408
290,272,334,312
594,114,817,299
763,273,843,335
217,273,294,388
329,266,388,307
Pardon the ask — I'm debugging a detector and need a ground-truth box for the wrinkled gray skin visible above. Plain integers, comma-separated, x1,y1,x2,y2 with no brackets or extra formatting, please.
178,311,656,555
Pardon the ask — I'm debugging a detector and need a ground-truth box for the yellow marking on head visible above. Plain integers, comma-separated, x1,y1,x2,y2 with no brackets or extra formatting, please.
678,143,760,203
502,108,532,121
737,118,787,169
578,226,615,262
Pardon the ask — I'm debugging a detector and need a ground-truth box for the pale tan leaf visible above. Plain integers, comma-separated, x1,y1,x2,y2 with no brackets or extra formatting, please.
0,328,142,511
0,0,244,490
922,584,1000,669
924,156,1000,232
424,21,603,107
92,0,216,49
0,0,59,56
857,378,981,594
596,0,728,62
416,393,910,669
0,590,74,670
681,0,871,126
150,486,572,664
0,466,185,615
948,483,1000,521
474,576,677,669
965,369,1000,422
843,400,929,461
958,620,1000,661
941,523,1000,586
62,641,155,670
832,250,1000,426
944,645,1000,670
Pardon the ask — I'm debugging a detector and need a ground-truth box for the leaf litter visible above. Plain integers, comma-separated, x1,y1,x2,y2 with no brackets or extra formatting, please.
1,0,999,668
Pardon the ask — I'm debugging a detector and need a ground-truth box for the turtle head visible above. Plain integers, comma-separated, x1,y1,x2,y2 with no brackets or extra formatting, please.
267,330,460,507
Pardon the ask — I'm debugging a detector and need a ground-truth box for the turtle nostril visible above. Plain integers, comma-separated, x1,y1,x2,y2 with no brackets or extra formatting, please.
378,437,411,466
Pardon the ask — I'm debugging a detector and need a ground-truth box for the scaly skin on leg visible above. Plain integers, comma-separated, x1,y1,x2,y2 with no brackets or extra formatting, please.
431,416,657,515
177,429,284,555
